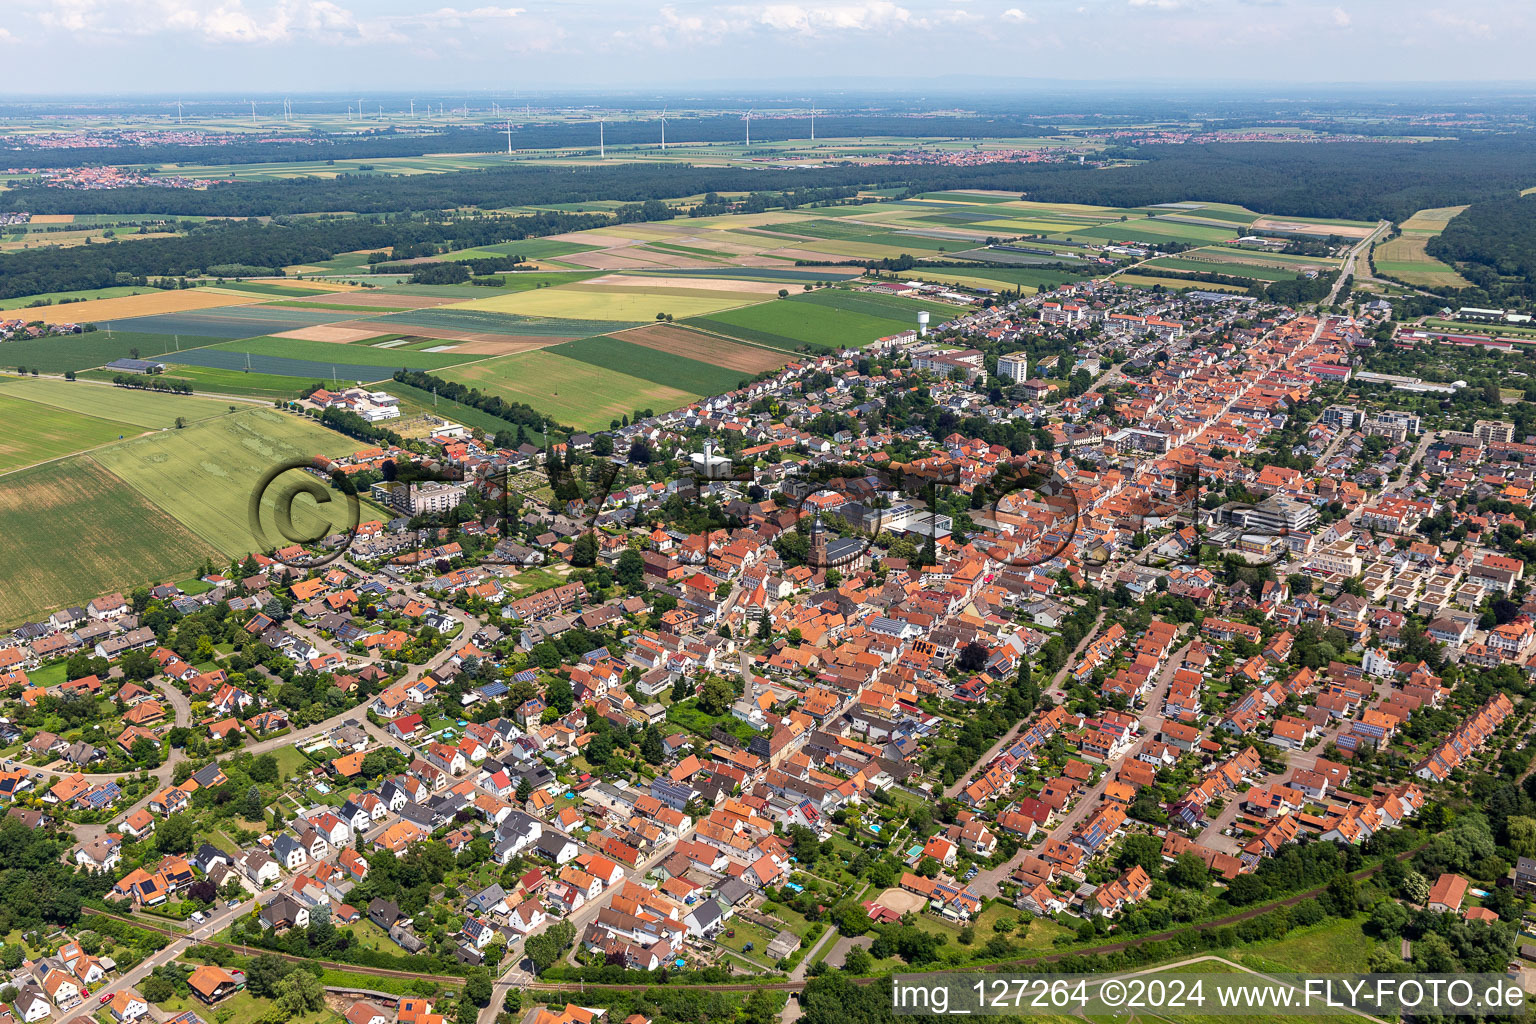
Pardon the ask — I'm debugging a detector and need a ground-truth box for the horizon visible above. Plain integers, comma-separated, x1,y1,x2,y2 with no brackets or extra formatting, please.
1,0,1531,93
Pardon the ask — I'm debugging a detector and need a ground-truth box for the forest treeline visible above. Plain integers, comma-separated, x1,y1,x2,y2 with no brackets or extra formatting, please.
0,210,608,300
5,138,1535,223
1427,194,1536,302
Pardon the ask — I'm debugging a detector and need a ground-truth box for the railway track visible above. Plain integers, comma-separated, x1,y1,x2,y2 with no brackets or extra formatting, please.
85,844,1418,996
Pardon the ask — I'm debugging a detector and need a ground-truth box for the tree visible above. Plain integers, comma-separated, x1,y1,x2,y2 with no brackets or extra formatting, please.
569,532,597,567
248,753,279,783
1507,815,1536,859
544,677,574,715
956,641,989,673
464,969,493,1007
515,777,533,803
1167,851,1209,889
141,975,175,1003
1114,834,1164,877
842,944,873,974
274,969,325,1015
696,676,735,715
640,725,665,764
615,548,645,590
525,919,575,975
243,954,293,997
157,813,196,855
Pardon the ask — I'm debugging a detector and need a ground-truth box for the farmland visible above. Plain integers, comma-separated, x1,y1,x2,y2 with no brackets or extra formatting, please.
546,335,753,396
616,322,792,373
100,303,355,339
685,289,932,351
1374,206,1473,288
92,407,366,557
0,390,140,473
0,330,217,373
438,349,695,432
26,287,256,325
452,282,762,321
202,335,484,372
0,457,221,627
0,375,235,428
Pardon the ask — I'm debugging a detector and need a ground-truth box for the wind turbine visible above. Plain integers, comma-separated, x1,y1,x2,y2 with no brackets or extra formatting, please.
599,118,605,159
811,106,816,141
249,99,257,126
503,121,513,156
744,109,753,146
176,100,183,125
409,98,415,118
660,107,667,151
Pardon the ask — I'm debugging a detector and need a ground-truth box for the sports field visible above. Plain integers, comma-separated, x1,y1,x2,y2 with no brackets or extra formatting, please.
93,408,366,557
0,376,234,429
0,457,221,627
1374,206,1471,288
439,350,696,433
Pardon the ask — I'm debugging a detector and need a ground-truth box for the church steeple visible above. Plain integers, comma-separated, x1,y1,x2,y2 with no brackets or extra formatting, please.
809,509,829,567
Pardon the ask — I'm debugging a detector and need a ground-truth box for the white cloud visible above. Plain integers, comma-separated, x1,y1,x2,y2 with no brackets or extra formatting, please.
1428,8,1492,36
1127,0,1183,8
1002,7,1035,21
1330,6,1350,25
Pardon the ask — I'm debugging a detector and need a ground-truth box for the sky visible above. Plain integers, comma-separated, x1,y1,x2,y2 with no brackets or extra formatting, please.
3,0,1533,93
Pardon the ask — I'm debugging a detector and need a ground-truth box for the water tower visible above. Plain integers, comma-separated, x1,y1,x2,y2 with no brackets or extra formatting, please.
917,310,930,338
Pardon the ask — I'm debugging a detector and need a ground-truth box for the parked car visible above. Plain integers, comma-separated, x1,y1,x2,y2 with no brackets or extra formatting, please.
100,994,113,1005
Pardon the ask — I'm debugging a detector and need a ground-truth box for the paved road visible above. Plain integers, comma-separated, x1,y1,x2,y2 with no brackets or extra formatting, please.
972,632,1189,898
477,833,688,1024
1327,221,1391,307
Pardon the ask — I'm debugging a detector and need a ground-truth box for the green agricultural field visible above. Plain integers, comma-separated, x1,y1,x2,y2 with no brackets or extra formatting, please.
546,336,750,396
794,287,950,321
685,291,927,351
0,376,235,429
0,457,221,627
0,330,220,374
755,218,960,252
366,307,640,338
82,365,319,400
260,300,410,313
0,286,159,311
93,407,365,557
1058,218,1238,245
480,271,605,292
212,282,335,297
206,335,484,371
454,283,760,321
1374,206,1472,288
0,391,140,473
1140,256,1305,282
905,266,1089,293
439,350,695,433
1114,273,1250,293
